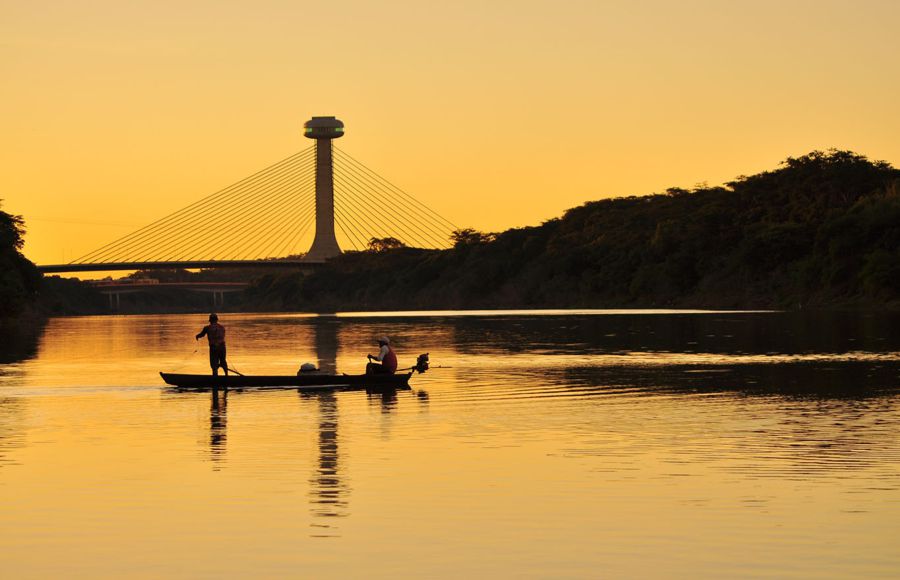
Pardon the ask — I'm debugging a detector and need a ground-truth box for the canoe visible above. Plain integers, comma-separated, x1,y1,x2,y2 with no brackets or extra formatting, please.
160,371,412,391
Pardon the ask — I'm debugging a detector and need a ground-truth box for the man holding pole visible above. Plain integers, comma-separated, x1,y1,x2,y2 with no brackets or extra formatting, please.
196,313,229,376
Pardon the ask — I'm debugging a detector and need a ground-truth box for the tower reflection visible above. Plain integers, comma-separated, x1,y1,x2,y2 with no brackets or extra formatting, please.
305,391,349,536
313,316,339,375
306,317,347,536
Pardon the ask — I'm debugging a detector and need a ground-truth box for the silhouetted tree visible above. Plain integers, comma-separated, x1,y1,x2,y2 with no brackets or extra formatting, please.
450,228,496,247
0,201,40,318
367,237,406,252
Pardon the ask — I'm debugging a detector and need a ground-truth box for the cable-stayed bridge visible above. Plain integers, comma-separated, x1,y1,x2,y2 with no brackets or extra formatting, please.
37,116,457,274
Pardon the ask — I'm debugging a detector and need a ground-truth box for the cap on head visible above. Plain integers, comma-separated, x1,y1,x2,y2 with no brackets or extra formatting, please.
378,336,390,345
209,313,218,322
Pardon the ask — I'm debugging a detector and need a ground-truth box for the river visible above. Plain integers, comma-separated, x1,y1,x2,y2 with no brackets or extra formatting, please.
1,310,899,578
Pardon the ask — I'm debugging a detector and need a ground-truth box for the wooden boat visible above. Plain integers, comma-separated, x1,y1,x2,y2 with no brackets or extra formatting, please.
159,371,413,391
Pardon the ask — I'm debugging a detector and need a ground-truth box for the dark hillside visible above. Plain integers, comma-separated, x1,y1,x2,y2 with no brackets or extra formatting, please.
243,150,900,311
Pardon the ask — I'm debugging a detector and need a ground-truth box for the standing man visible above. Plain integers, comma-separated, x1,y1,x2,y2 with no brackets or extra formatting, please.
366,336,397,375
196,313,228,376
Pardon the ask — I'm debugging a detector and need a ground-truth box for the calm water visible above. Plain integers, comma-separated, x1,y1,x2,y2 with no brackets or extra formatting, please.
1,310,900,578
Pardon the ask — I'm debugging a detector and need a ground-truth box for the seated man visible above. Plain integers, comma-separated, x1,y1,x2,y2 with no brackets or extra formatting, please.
366,336,397,375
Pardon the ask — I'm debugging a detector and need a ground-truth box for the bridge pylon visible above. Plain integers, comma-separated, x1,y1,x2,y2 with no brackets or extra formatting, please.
303,116,344,261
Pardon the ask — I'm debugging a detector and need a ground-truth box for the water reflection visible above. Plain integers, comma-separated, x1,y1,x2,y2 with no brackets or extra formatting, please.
304,392,348,536
309,318,348,535
714,395,900,480
4,311,900,577
313,317,339,374
209,389,227,468
557,360,900,399
368,388,398,413
0,320,43,365
437,310,900,357
0,323,40,467
0,397,27,468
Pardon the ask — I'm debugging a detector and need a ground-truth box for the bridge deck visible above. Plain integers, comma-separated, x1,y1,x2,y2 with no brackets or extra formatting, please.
37,260,323,274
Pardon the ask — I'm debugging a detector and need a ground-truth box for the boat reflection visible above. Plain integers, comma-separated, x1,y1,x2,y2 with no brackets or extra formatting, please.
367,388,398,413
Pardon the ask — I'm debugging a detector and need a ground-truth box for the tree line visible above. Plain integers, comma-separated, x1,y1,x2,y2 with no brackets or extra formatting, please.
243,150,900,311
0,203,40,319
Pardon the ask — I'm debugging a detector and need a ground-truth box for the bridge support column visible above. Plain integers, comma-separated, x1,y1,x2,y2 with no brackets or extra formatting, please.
303,116,344,261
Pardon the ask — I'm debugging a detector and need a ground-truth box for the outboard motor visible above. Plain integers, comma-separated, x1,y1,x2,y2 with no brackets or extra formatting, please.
415,353,430,374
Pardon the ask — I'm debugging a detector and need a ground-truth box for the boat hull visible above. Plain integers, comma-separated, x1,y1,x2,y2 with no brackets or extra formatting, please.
160,371,412,391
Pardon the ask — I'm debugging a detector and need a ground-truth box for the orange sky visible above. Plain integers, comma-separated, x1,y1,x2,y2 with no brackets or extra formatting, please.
2,0,899,268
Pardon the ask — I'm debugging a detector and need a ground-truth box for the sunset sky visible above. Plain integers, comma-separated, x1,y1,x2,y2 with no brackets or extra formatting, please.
2,0,899,268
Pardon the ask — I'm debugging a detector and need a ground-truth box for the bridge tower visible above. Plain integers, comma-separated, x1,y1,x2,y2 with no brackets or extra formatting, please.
303,116,344,261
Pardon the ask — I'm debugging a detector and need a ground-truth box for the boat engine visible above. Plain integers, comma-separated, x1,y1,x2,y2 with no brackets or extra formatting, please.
415,353,430,373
